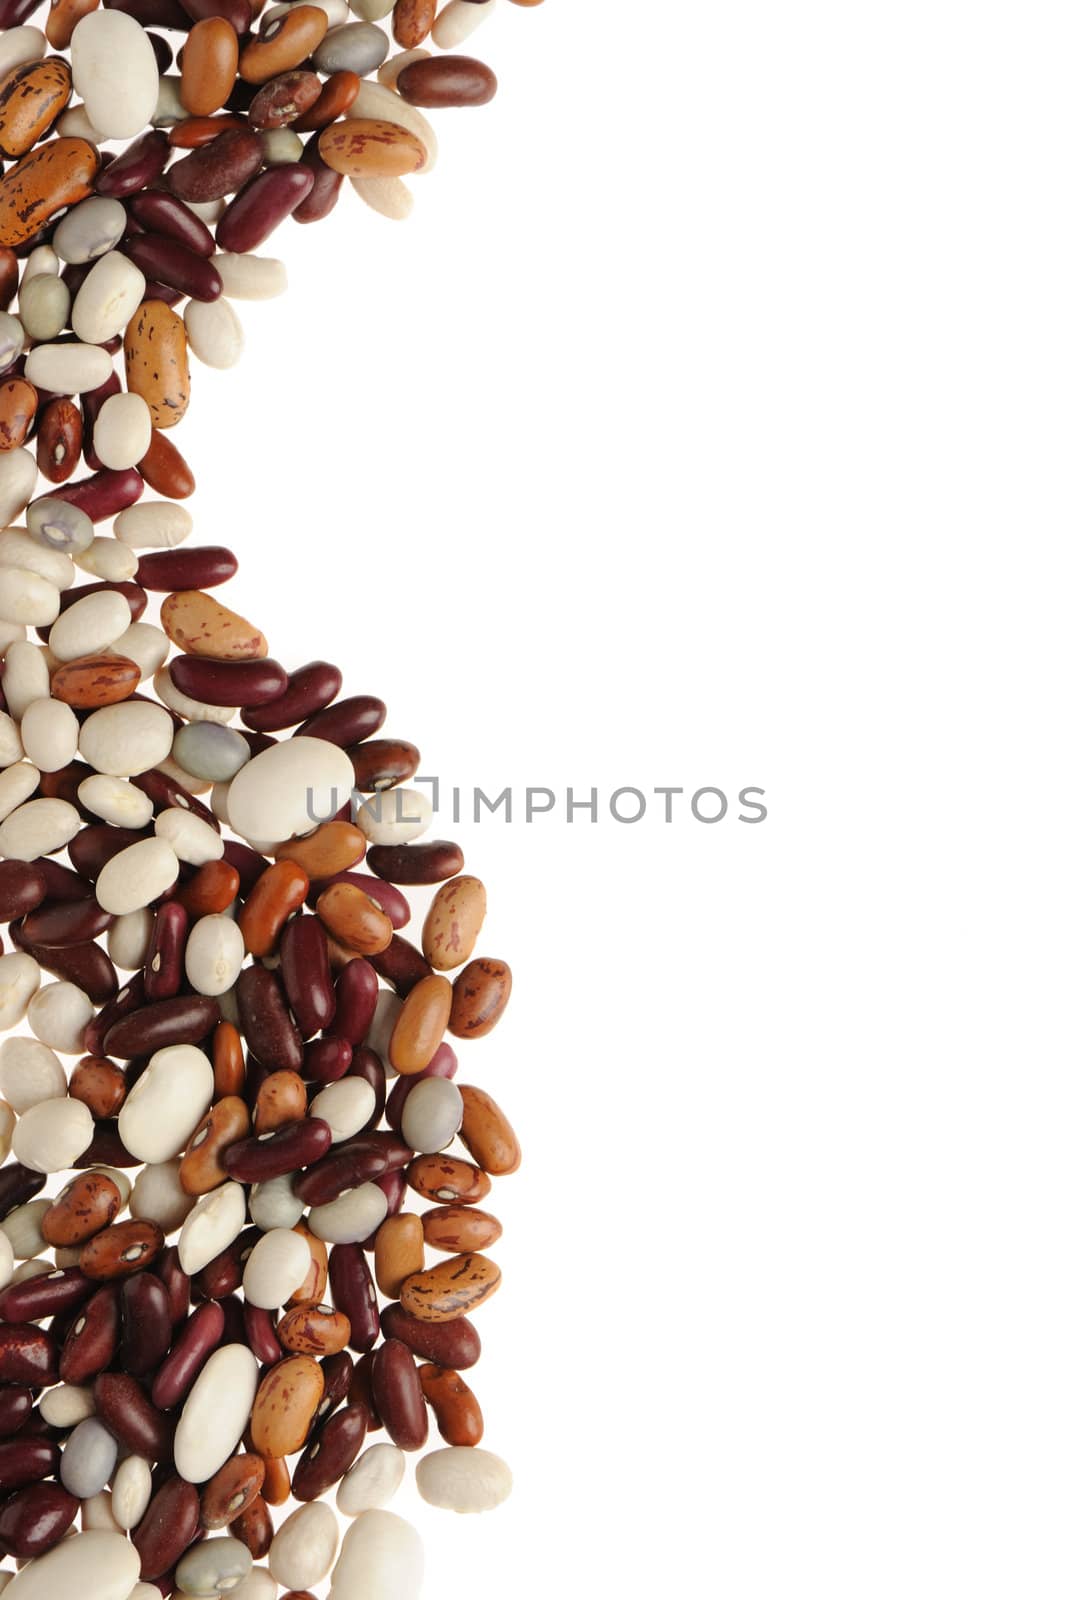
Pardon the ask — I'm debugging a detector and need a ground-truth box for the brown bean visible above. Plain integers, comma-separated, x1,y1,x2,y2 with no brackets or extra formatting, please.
0,58,72,158
277,1302,351,1357
0,1437,59,1489
0,138,96,248
213,1018,246,1098
35,397,82,484
80,1219,165,1280
421,1204,502,1255
371,1339,428,1450
288,1223,329,1307
139,426,195,498
60,1282,120,1384
399,1252,502,1323
231,1493,273,1559
132,1472,200,1579
121,1270,172,1376
458,1083,521,1175
318,117,428,178
182,16,240,116
216,162,315,252
374,1213,425,1300
51,653,140,708
0,377,36,450
290,1401,367,1501
397,53,498,108
393,0,435,49
94,1370,174,1461
0,1481,78,1558
316,881,392,955
201,1453,266,1529
239,5,328,82
419,1363,484,1446
166,124,263,203
124,299,191,430
253,1068,306,1134
68,1055,127,1119
260,1452,290,1506
448,956,511,1039
0,860,46,922
176,859,242,918
379,1302,481,1370
249,69,321,129
275,820,366,879
249,1354,324,1458
41,1172,121,1247
367,840,465,886
180,1094,251,1194
351,739,420,792
239,860,309,957
294,68,360,131
390,973,452,1074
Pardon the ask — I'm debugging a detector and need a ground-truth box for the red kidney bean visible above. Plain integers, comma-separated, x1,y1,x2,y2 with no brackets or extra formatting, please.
376,1166,407,1219
332,958,379,1045
0,861,46,921
0,1164,45,1220
85,974,146,1055
385,1042,458,1131
291,1402,368,1501
0,1482,79,1557
0,1269,92,1325
346,1045,386,1126
121,1272,172,1378
108,0,191,31
223,838,269,895
0,0,44,27
310,872,411,930
10,927,118,1004
103,995,221,1059
349,1350,382,1433
293,133,342,225
147,31,174,72
34,858,94,904
235,966,304,1074
129,189,216,257
217,161,316,253
241,661,342,733
0,1324,57,1387
60,1282,120,1385
217,1292,249,1349
351,740,420,793
280,915,335,1038
133,1472,201,1580
379,1304,482,1371
133,767,219,830
371,1340,428,1451
0,1437,60,1491
367,934,432,998
72,1118,138,1169
19,897,113,948
249,70,321,131
222,1117,332,1183
317,1348,354,1424
0,1386,32,1437
294,1132,412,1207
157,1245,192,1325
143,900,188,1003
48,469,144,522
136,545,238,591
328,1242,379,1354
140,427,195,498
124,233,223,302
169,654,288,708
298,694,386,746
94,1372,174,1462
367,841,465,885
180,0,250,28
231,1494,273,1559
151,1299,224,1409
36,396,82,484
244,1302,283,1367
167,125,263,203
240,731,277,759
195,1237,245,1301
302,1033,352,1083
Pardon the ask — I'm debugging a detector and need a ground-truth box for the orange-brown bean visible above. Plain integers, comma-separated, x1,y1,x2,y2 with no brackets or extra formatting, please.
168,114,245,149
259,1452,290,1506
275,821,366,879
0,59,71,158
277,1302,351,1357
287,1224,328,1306
389,974,451,1076
80,1220,165,1280
239,6,328,84
239,860,309,958
41,1172,121,1247
139,428,195,499
293,69,361,132
177,860,242,918
47,0,98,49
249,1355,324,1458
421,1205,502,1254
399,1253,501,1323
230,1494,272,1559
0,137,99,248
213,1019,246,1098
69,1055,126,1119
201,1453,265,1529
181,18,240,117
393,0,436,49
0,378,36,450
458,1084,521,1176
407,1153,492,1207
419,1363,483,1447
51,655,140,709
179,1095,250,1195
448,957,512,1039
318,118,427,179
36,397,82,485
374,1213,424,1300
253,1070,306,1134
315,882,392,956
124,299,190,430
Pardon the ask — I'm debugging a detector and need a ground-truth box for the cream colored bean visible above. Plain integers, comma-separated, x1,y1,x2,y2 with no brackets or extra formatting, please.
39,1383,94,1429
153,665,237,726
415,1446,513,1513
0,312,21,372
261,128,303,165
96,837,179,915
178,1180,246,1276
119,1043,214,1164
184,914,244,998
268,1502,338,1591
0,955,40,1032
0,1098,13,1164
71,10,159,140
0,530,75,591
214,254,287,300
0,798,79,861
248,1173,302,1231
1,1199,47,1258
130,1159,196,1233
76,538,140,583
24,343,113,395
0,450,37,526
114,501,193,550
56,103,104,142
27,981,93,1053
329,1512,423,1600
13,1096,94,1172
111,1455,152,1532
0,1231,13,1292
0,1038,66,1113
110,622,168,679
226,1571,277,1600
346,78,437,171
157,755,212,795
173,1343,258,1485
350,176,415,220
153,74,184,128
19,698,79,773
94,1164,132,1208
154,807,224,866
11,1257,51,1283
72,251,147,345
0,713,21,768
0,569,59,627
3,642,49,718
0,26,46,78
2,1530,140,1600
20,246,58,283
226,737,355,845
18,274,71,342
337,1443,405,1516
92,392,153,472
184,298,244,370
242,1227,311,1310
432,0,496,47
107,908,154,972
80,701,174,777
310,1077,376,1143
308,1181,388,1244
355,786,432,846
78,774,154,830
50,591,132,662
0,621,25,656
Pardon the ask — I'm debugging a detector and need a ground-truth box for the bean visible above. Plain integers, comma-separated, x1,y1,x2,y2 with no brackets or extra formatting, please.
230,1492,274,1559
168,125,264,203
41,1171,121,1246
138,426,196,497
253,1068,306,1135
317,881,392,955
235,965,303,1073
0,1320,58,1383
249,1353,324,1458
104,996,219,1058
458,1082,521,1174
393,0,435,48
59,1414,118,1498
137,545,238,592
80,1218,165,1279
326,1240,379,1352
216,163,316,253
177,1534,253,1597
124,231,223,301
129,189,217,258
278,913,335,1036
298,693,385,745
181,17,240,117
132,1471,201,1578
223,1117,332,1184
319,118,428,179
201,1452,266,1529
120,1270,171,1375
0,1384,32,1436
238,859,308,956
239,6,328,83
415,1446,511,1513
59,1282,120,1384
0,138,100,249
35,398,82,484
0,1435,60,1489
295,1131,412,1207
268,1498,340,1587
307,1180,388,1245
292,132,343,225
0,1481,79,1556
336,1441,405,1517
96,129,170,197
294,68,360,131
111,1452,152,1530
0,860,47,921
331,1508,423,1600
398,53,497,107
141,899,188,1002
69,1054,127,1117
151,1296,224,1409
243,1299,283,1367
367,839,464,885
70,10,159,140
48,467,144,521
0,1162,45,1220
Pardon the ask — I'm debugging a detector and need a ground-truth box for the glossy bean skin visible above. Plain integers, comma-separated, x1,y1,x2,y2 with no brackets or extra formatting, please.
231,1492,273,1558
48,468,144,522
385,1042,458,1131
96,130,171,197
260,1451,291,1506
132,1471,201,1579
0,1481,79,1557
379,1302,482,1371
124,232,224,301
302,1033,352,1083
244,1301,283,1367
201,1452,266,1529
249,1354,324,1460
80,1219,165,1279
368,934,433,999
291,1400,368,1501
400,1252,502,1323
176,859,242,918
216,163,315,252
84,974,146,1055
223,1117,332,1184
236,965,304,1074
19,896,114,947
293,68,360,132
0,1324,59,1386
95,1371,174,1461
276,821,366,882
169,653,288,708
134,766,218,829
371,1339,428,1451
158,1245,192,1324
151,1298,225,1409
396,54,498,107
0,1164,46,1221
280,914,335,1037
298,693,385,746
166,125,264,203
366,840,465,885
332,957,380,1044
0,860,47,921
294,1131,412,1207
458,1083,521,1175
248,69,321,129
241,660,341,733
351,739,420,793
421,1204,502,1254
121,1271,172,1376
137,545,238,591
103,995,220,1058
312,872,410,931
0,1268,92,1323
36,396,83,483
59,1283,120,1384
419,1363,484,1446
0,1386,32,1437
0,1436,59,1490
253,1069,306,1134
293,133,343,224
129,189,217,257
142,900,188,1003
239,860,309,958
140,427,195,498
277,1302,350,1357
42,1171,122,1246
181,1094,250,1194
11,928,118,1004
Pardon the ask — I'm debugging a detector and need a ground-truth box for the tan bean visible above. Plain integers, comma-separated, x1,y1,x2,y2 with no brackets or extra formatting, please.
407,1153,492,1206
124,300,190,430
419,1363,483,1447
249,1354,324,1458
448,956,511,1039
399,1252,501,1323
315,882,392,955
201,1452,266,1529
239,6,329,84
318,118,428,178
160,590,268,661
458,1084,521,1176
421,1205,502,1254
179,1095,251,1195
393,0,436,49
274,820,366,879
276,1301,351,1356
374,1212,425,1299
421,875,487,972
254,1070,306,1134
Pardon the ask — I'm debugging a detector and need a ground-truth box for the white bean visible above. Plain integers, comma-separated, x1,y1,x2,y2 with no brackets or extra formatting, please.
350,176,415,220
12,1096,94,1171
114,501,193,550
329,1511,423,1600
178,1180,246,1276
71,10,160,140
80,701,174,777
72,251,148,344
39,1384,94,1429
53,197,128,265
173,1343,258,1484
432,0,496,47
155,807,224,866
0,568,59,627
0,449,37,525
0,713,21,767
95,837,179,915
0,953,40,1031
242,1228,311,1309
23,342,113,395
0,798,80,861
19,698,79,773
184,298,244,369
415,1446,513,1513
226,737,355,845
27,981,93,1053
268,1502,339,1590
2,1529,140,1600
107,908,154,971
308,1181,388,1244
76,538,140,583
78,774,155,829
0,27,46,78
118,1044,214,1164
0,1098,13,1164
0,529,76,591
0,1038,66,1113
337,1443,405,1516
1,1199,47,1258
153,665,237,725
89,392,153,471
111,1455,152,1531
110,621,168,678
310,1077,376,1142
2,641,49,718
248,1173,303,1232
356,786,432,846
215,254,287,300
49,590,132,662
130,1159,196,1233
184,914,244,998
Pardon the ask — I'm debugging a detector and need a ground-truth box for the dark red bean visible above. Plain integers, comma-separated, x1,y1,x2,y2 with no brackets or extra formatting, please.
367,934,432,998
19,897,113,948
0,861,46,922
71,1119,138,1169
223,838,269,894
380,1303,482,1370
294,1132,412,1207
0,1386,32,1436
104,995,220,1059
376,1166,407,1219
235,966,303,1074
60,1283,120,1384
0,1270,92,1326
248,70,321,130
195,1237,245,1301
231,1493,273,1559
216,1291,248,1348
332,958,379,1045
121,1272,172,1378
68,825,150,881
167,125,263,203
351,740,420,793
243,1303,282,1367
317,1348,354,1423
396,54,497,108
223,1117,333,1184
292,1402,368,1501
133,1471,201,1580
128,189,216,256
280,915,335,1038
293,133,342,225
168,654,288,709
147,31,174,72
348,1350,382,1432
216,162,315,253
241,661,342,733
0,1437,60,1491
0,1163,45,1220
84,974,145,1055
328,1243,379,1353
157,1245,192,1325
47,468,143,522
106,0,191,34
371,1340,428,1451
142,900,188,1003
0,1482,78,1557
366,841,464,885
346,1045,386,1127
302,1033,352,1083
124,233,223,302
34,857,93,904
136,545,237,591
0,1323,57,1386
179,0,250,28
94,1372,174,1462
309,871,411,930
9,927,118,1004
385,1042,458,1131
298,694,386,746
132,767,218,830
0,0,44,28
151,1299,224,1409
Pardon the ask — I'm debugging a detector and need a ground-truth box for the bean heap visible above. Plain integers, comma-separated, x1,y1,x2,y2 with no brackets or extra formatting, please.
0,0,533,1596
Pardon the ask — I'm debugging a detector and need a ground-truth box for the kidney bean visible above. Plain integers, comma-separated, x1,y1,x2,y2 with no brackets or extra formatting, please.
253,1070,305,1137
351,740,420,793
137,545,238,592
298,694,385,745
157,1245,192,1327
151,1299,225,1409
397,53,498,108
139,426,195,498
379,1303,482,1371
238,1303,280,1370
239,660,341,733
133,766,219,831
169,112,246,147
0,1436,60,1490
0,1323,58,1386
327,1242,379,1354
0,245,15,309
238,861,308,960
302,1034,352,1083
294,68,360,132
0,1163,46,1221
293,133,343,225
310,872,411,931
332,956,379,1044
385,1043,458,1131
142,900,188,1003
0,1386,32,1437
317,1348,354,1424
133,1471,201,1580
121,1272,172,1378
48,468,144,522
0,860,47,921
223,1117,333,1184
10,927,118,1004
348,1350,382,1433
177,859,242,918
279,914,335,1038
169,653,288,709
42,1170,122,1247
108,0,190,32
181,0,250,28
167,125,263,203
0,1481,79,1557
249,70,322,130
124,232,224,302
367,840,465,885
19,896,114,948
290,1401,367,1503
35,395,81,483
370,1339,428,1452
344,1046,387,1129
234,966,303,1075
231,1492,273,1559
79,1221,163,1283
216,161,316,253
95,1371,174,1462
72,1118,139,1169
68,1056,126,1120
419,1363,484,1446
277,1301,350,1358
84,974,145,1056
0,1267,93,1323
376,1166,407,1220
129,189,216,257
103,994,220,1059
294,1131,412,1207
367,933,433,998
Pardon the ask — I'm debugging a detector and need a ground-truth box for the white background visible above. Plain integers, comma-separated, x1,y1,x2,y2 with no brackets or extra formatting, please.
176,3,1065,1595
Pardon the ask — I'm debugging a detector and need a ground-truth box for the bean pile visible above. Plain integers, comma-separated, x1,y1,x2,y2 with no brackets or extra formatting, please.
0,0,533,1595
